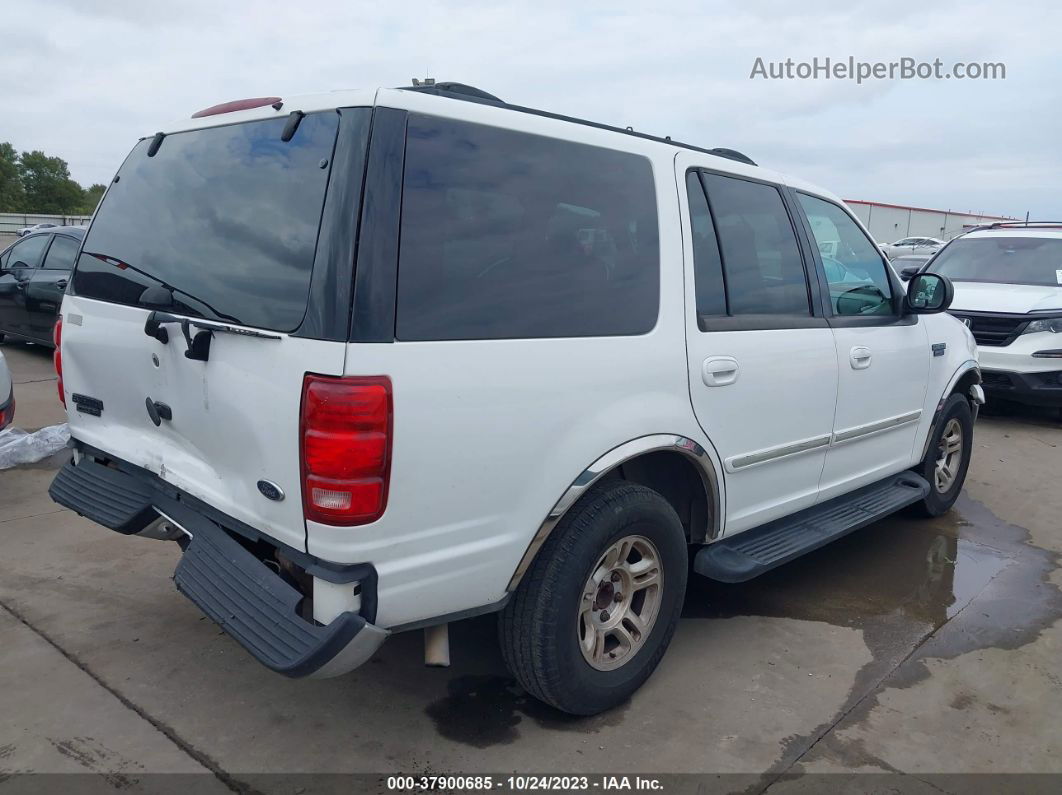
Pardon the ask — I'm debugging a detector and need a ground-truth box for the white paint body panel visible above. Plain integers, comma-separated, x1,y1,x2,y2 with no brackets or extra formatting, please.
60,295,345,552
818,322,929,500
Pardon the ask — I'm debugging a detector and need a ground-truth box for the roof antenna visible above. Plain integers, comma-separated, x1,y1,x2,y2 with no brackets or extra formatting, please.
411,76,436,87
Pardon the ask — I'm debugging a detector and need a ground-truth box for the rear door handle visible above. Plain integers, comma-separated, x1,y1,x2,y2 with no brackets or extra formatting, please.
850,346,872,369
56,279,68,290
702,356,740,386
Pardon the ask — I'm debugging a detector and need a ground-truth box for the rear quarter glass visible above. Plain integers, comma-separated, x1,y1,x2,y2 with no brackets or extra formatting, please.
395,113,660,341
71,112,340,332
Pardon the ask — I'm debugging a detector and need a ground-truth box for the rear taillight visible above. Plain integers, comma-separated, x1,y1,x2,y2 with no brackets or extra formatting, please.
300,374,392,526
0,396,13,430
53,316,65,407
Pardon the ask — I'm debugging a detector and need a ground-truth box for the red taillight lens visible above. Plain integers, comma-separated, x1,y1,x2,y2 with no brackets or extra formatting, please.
300,375,392,526
53,316,65,407
0,396,13,430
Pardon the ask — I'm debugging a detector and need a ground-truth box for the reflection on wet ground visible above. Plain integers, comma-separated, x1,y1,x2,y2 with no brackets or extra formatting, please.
427,493,1056,748
683,506,1010,633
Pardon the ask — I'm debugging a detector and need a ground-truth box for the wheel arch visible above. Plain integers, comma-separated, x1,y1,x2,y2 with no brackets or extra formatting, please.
506,434,722,592
920,359,982,461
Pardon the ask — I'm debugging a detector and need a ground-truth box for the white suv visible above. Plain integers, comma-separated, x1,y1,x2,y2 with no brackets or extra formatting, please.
920,223,1062,413
48,83,982,715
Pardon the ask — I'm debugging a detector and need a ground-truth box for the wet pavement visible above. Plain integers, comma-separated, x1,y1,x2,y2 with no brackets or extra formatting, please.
0,340,1060,791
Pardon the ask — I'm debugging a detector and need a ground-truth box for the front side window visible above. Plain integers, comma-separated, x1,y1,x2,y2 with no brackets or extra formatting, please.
701,173,810,316
395,115,660,340
42,235,80,270
73,112,340,332
798,193,894,316
931,236,1062,287
7,235,50,269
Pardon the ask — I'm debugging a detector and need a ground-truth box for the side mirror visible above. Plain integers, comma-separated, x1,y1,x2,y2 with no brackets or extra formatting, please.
905,273,953,314
899,265,921,282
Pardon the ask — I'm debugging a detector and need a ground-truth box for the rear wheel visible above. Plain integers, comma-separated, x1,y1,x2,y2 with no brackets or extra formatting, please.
911,393,973,516
499,482,688,715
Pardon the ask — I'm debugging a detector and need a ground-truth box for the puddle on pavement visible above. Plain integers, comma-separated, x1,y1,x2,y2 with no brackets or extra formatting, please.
427,496,1060,748
683,507,1010,635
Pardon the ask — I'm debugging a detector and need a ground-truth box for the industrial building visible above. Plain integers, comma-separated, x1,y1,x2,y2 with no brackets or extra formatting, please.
844,199,1017,244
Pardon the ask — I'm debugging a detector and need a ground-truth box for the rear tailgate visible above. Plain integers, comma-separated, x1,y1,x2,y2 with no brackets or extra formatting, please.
61,297,344,551
60,109,359,552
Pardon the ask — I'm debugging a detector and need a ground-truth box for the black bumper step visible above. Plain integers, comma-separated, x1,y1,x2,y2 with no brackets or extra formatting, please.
49,457,157,534
172,510,366,677
49,455,369,677
694,472,930,583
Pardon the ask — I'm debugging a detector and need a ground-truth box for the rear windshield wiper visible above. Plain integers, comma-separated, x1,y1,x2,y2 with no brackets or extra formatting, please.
82,251,244,326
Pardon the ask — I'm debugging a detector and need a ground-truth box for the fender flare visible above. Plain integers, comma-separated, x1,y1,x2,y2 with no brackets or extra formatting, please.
506,434,723,592
920,359,982,460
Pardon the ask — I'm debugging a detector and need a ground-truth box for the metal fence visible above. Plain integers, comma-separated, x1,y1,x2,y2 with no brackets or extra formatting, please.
0,212,92,247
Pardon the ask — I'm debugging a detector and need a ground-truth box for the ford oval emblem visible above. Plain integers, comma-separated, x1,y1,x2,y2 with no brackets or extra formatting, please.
257,480,285,502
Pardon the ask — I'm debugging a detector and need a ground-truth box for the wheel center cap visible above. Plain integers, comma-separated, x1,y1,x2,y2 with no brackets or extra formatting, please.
594,581,615,610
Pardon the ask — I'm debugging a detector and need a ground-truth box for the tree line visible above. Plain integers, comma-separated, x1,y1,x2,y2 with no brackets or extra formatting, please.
0,142,106,216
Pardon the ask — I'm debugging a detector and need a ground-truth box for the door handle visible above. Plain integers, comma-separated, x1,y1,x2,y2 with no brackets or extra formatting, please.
56,279,68,290
850,346,872,369
702,356,740,386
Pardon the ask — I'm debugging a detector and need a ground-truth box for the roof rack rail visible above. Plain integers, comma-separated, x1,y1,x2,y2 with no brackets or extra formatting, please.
394,82,758,167
963,220,1062,234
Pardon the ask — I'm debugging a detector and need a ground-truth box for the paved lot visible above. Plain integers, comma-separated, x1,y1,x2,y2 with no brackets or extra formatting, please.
1,339,1060,792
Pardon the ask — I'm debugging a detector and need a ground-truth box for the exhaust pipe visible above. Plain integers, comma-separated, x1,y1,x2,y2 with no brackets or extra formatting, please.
424,623,451,667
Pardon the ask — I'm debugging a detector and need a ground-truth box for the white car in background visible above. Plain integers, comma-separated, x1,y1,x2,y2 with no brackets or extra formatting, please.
16,223,58,238
882,236,945,260
926,223,1062,412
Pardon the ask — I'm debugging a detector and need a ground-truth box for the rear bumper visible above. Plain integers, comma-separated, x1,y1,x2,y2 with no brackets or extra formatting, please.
49,448,387,678
980,368,1062,407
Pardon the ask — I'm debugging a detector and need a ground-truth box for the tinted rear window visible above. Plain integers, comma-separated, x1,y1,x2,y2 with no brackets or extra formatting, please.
395,115,659,340
72,112,339,331
43,235,80,270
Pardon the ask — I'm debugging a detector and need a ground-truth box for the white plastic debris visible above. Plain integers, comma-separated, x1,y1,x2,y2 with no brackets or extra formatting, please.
0,423,70,469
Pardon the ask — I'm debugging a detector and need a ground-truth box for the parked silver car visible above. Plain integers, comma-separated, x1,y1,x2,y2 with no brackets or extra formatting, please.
16,223,58,238
881,236,944,260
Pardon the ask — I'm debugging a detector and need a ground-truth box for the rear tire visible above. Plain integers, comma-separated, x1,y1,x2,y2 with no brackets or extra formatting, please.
499,482,688,715
911,393,973,517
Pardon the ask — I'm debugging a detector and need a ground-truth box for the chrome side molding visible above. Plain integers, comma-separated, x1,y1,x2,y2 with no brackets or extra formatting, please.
831,410,922,445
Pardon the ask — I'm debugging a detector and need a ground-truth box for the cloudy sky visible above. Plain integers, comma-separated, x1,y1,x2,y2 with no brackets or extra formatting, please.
6,0,1060,217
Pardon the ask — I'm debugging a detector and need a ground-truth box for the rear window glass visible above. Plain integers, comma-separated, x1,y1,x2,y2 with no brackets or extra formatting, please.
701,174,810,316
396,115,660,340
931,237,1062,287
43,235,80,270
72,112,339,331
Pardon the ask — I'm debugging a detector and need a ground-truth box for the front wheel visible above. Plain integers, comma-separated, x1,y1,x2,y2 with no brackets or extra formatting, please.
499,482,688,715
911,393,973,516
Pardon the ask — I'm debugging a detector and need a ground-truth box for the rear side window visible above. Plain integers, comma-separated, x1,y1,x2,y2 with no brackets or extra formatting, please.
72,112,340,332
701,174,810,316
396,115,660,340
685,171,727,317
42,235,80,270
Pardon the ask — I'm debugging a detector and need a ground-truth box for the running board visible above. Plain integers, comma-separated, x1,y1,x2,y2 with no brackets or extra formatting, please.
694,472,930,583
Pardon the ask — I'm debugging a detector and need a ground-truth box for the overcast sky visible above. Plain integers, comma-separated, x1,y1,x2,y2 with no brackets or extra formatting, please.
6,0,1060,217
